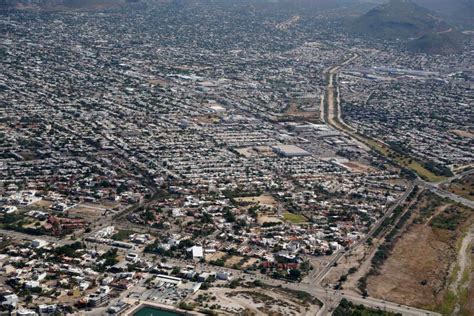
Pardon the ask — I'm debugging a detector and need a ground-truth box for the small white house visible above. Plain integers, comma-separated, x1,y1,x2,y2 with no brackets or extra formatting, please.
31,239,48,249
187,246,204,259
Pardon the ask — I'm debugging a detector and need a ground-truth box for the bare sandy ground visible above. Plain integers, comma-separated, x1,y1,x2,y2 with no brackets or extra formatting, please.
190,287,319,316
235,195,278,206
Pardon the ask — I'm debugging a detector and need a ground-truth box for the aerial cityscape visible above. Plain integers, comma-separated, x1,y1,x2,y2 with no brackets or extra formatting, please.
0,0,473,315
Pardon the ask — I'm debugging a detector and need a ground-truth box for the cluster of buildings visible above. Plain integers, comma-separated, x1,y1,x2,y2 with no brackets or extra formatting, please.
0,234,235,315
1,0,471,314
340,50,473,171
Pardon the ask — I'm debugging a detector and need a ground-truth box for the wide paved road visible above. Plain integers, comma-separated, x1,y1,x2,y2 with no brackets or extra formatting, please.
319,53,444,316
311,183,415,286
416,179,474,209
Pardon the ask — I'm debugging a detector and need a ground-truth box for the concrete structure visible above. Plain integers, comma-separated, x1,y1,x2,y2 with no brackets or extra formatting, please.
187,246,204,259
272,145,311,157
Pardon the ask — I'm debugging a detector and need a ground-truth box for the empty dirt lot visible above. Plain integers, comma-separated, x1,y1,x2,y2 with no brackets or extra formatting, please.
366,192,474,314
367,221,455,309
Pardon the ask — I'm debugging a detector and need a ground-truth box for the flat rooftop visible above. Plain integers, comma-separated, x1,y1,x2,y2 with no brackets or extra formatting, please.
272,145,311,156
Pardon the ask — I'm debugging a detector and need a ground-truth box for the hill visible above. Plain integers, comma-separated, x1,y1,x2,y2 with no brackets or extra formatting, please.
352,0,449,39
407,29,464,54
413,0,474,26
352,0,465,54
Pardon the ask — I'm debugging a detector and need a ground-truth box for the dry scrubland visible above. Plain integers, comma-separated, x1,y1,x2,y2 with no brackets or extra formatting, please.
365,191,474,315
446,174,474,201
189,287,321,315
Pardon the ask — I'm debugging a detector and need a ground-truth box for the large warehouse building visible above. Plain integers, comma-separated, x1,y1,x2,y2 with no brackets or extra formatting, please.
272,145,311,157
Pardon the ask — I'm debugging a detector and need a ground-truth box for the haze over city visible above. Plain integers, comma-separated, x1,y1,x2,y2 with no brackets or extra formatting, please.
0,0,473,315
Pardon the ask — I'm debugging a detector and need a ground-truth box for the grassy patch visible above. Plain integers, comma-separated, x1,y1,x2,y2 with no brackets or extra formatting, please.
366,139,446,182
111,229,134,241
351,134,446,182
408,161,447,183
283,212,307,224
439,291,457,315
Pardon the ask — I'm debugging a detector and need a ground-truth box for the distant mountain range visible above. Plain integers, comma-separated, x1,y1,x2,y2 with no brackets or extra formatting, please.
407,30,464,54
352,0,449,38
413,0,474,26
352,0,465,54
0,0,143,9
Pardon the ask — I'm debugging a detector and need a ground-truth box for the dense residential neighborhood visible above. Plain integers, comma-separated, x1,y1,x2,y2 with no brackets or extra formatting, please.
0,0,473,315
